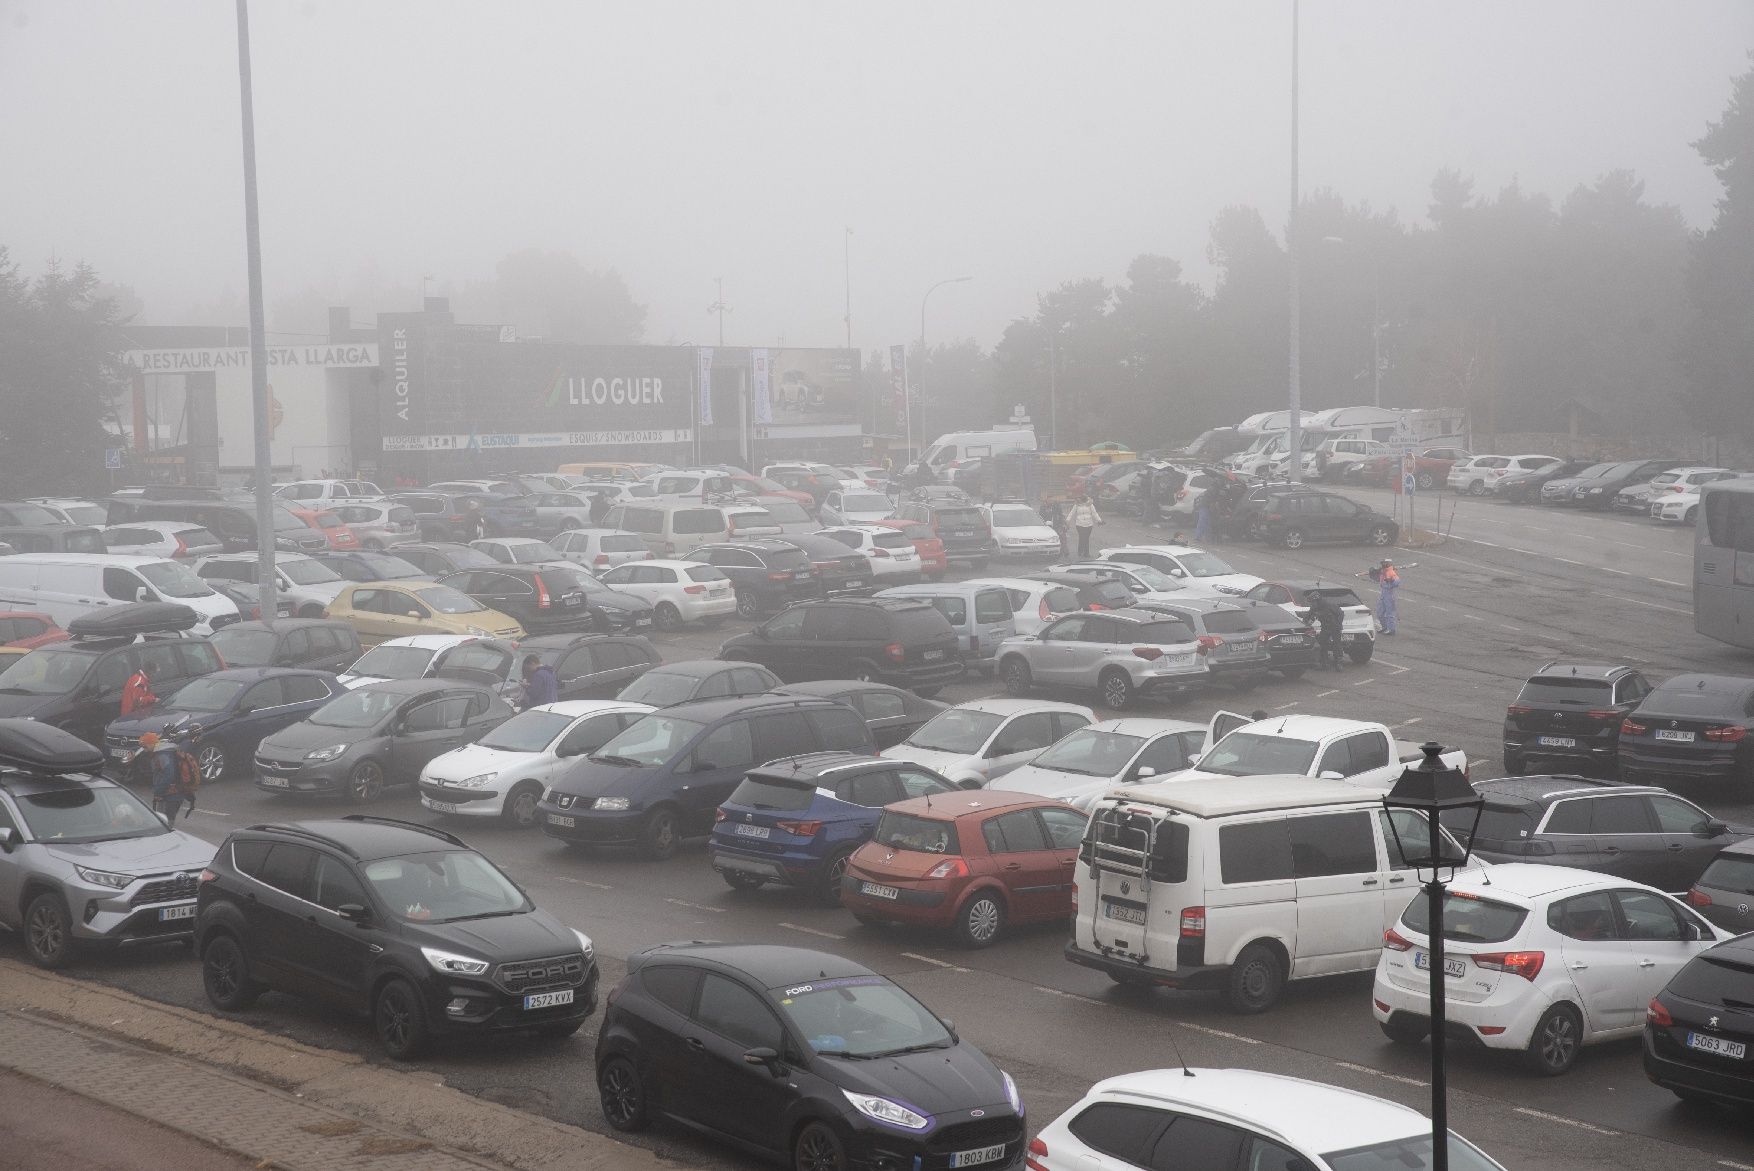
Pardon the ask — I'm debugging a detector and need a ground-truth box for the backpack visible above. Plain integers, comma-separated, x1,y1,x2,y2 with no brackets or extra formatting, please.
173,750,202,795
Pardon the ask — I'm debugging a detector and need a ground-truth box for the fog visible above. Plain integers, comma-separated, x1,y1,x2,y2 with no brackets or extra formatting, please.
2,0,1749,349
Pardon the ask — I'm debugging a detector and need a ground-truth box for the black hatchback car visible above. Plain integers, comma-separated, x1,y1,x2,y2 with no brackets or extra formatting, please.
616,659,782,708
773,680,945,749
1644,934,1754,1108
785,532,877,596
894,499,996,567
690,540,821,616
1503,661,1652,776
437,565,597,635
718,598,965,695
1619,673,1754,787
392,542,502,579
596,943,1024,1170
197,816,598,1058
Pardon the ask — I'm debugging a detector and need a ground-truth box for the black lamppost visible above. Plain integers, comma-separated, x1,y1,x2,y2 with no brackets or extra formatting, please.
1381,743,1483,1171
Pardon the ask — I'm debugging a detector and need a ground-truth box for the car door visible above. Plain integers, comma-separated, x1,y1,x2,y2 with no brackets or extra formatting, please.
1036,806,1087,908
239,841,319,991
742,606,808,677
847,687,912,748
981,809,1066,920
1551,889,1637,1034
295,851,377,1008
1285,810,1387,974
471,570,528,625
676,718,757,832
1584,793,1666,883
1031,614,1090,685
1612,888,1716,1032
1129,732,1193,783
388,694,472,780
683,973,798,1147
984,711,1063,779
1647,794,1728,891
821,491,844,525
1200,709,1251,756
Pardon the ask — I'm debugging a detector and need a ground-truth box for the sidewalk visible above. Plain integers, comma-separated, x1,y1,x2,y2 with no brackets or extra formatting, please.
0,958,673,1171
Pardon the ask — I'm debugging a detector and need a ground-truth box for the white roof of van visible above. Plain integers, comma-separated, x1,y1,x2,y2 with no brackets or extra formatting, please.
1101,775,1377,817
0,552,179,569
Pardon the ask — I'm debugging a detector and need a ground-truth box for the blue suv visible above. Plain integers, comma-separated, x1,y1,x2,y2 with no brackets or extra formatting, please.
708,751,956,904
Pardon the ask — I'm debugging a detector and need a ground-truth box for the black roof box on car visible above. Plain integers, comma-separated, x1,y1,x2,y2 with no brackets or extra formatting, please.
0,719,106,775
67,602,200,640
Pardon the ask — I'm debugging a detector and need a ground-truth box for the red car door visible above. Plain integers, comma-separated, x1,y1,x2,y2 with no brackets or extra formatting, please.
980,807,1071,921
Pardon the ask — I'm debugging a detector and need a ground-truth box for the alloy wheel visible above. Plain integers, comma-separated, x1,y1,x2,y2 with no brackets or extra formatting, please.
198,745,226,781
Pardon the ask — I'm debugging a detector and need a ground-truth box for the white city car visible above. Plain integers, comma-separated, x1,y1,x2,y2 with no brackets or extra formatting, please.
997,718,1205,811
880,697,1094,787
596,559,738,629
1097,544,1264,596
196,551,348,617
983,502,1061,557
102,521,225,560
813,525,922,582
818,490,897,526
549,527,653,570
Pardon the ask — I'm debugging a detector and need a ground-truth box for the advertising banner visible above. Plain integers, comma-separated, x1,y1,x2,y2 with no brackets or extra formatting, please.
697,347,715,425
122,343,379,373
751,348,773,424
888,344,908,436
766,348,860,426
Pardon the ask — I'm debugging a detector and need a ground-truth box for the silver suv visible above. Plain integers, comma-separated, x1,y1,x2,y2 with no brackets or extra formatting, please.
994,606,1209,711
0,720,215,968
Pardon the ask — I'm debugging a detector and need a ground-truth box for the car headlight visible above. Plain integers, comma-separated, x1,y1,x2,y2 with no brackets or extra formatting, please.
420,946,490,976
452,772,497,789
466,625,492,636
593,796,631,811
572,928,595,962
75,865,134,890
842,1089,930,1131
1002,1070,1023,1114
304,744,349,763
1587,487,1605,494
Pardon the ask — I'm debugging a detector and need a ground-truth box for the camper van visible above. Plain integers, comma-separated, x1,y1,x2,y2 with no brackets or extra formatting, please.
914,428,1037,481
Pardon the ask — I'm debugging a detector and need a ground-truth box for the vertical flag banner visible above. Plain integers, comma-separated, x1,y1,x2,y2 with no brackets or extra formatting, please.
751,347,773,424
889,344,908,433
697,347,714,425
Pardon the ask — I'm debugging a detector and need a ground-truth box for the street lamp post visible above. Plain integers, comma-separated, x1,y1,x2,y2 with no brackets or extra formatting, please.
1286,0,1301,484
1381,743,1485,1171
917,276,972,460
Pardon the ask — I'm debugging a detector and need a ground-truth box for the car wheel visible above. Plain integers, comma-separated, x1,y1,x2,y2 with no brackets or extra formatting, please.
1468,481,1486,496
1347,644,1374,664
1685,507,1698,524
1367,524,1396,547
1502,750,1524,775
735,591,759,618
1522,1003,1582,1075
298,604,326,618
1380,1014,1430,1046
849,661,880,684
722,870,765,892
1279,667,1305,681
1280,527,1307,550
913,686,942,699
598,1055,650,1131
202,934,260,1011
639,806,680,861
23,892,73,970
560,517,583,532
374,977,430,1060
1000,657,1032,696
954,891,1005,948
502,782,544,828
794,1121,849,1171
1224,943,1284,1013
197,744,227,781
653,602,683,631
346,759,385,804
1416,472,1436,490
1099,669,1135,711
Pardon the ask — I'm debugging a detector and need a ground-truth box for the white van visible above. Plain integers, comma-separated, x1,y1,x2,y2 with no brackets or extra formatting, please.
602,501,784,557
875,581,1018,672
916,429,1037,479
0,553,238,634
1066,776,1476,1012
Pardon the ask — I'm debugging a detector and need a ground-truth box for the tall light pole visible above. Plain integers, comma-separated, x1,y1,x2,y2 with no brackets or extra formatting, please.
843,228,854,350
1286,0,1302,483
234,0,276,621
708,277,730,346
918,276,972,457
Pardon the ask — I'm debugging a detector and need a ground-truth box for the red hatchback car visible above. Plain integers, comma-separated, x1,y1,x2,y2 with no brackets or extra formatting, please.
293,507,362,550
841,791,1086,947
867,518,948,580
0,611,68,650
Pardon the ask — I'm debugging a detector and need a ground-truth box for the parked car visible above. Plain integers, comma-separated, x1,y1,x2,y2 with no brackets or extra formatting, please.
1542,459,1684,508
998,718,1206,811
1450,454,1561,496
544,566,658,634
1178,713,1469,789
105,667,343,781
772,680,945,750
1096,544,1264,596
1684,839,1754,935
273,478,385,504
1494,457,1592,504
25,498,109,527
418,699,654,826
519,633,659,701
615,659,781,708
387,541,501,580
1644,933,1754,1106
0,551,240,635
0,611,67,650
1129,597,1275,689
1374,864,1723,1074
688,539,820,616
812,525,924,583
313,549,432,584
470,536,572,571
779,532,876,597
434,565,598,636
1022,570,1137,613
881,698,1094,788
995,605,1208,711
337,634,521,696
1502,660,1652,776
392,491,519,541
548,527,653,571
289,507,363,551
104,500,330,555
717,597,965,694
875,580,1017,675
817,489,896,526
252,678,512,802
708,751,959,901
206,617,362,674
329,501,420,549
1241,579,1377,663
1619,673,1754,788
1049,559,1217,604
1640,468,1748,522
865,517,948,579
327,581,524,646
964,575,1083,636
1253,491,1399,549
0,720,215,968
842,791,1086,946
195,551,348,618
538,694,875,858
1229,598,1321,679
892,498,997,567
741,496,818,537
519,490,607,536
597,559,738,629
101,520,224,560
0,500,76,526
197,817,598,1057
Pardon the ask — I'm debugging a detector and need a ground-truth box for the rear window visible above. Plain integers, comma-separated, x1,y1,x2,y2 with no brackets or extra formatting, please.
685,566,727,583
1401,891,1529,944
177,527,220,547
766,547,812,571
602,534,647,551
891,607,953,641
726,776,815,812
1200,610,1256,635
1699,853,1754,895
1089,582,1132,607
872,532,911,549
935,508,985,528
1516,677,1613,706
1666,953,1754,1005
899,523,934,540
620,508,664,534
674,508,726,534
1043,587,1080,614
1132,619,1195,644
872,812,959,855
1306,587,1363,607
64,529,106,553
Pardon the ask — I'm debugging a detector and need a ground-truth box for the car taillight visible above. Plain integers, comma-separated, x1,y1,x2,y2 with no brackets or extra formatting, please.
885,642,905,664
776,819,824,837
1179,906,1205,938
1088,603,1106,611
1585,709,1620,721
1132,647,1164,661
768,571,793,581
1621,718,1647,735
713,809,727,822
1039,598,1052,621
683,584,706,594
1647,998,1674,1027
872,548,891,558
1383,927,1414,951
448,514,465,523
1026,1138,1050,1171
1257,630,1269,643
1263,512,1283,522
594,553,609,567
533,574,552,608
1705,724,1747,742
173,534,188,557
927,858,968,879
249,605,262,619
1196,634,1221,655
198,868,218,884
1507,704,1533,715
1473,950,1545,980
1686,886,1713,907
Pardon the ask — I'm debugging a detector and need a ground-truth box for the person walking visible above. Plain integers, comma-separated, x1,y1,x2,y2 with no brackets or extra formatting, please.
161,724,203,823
1192,495,1213,544
137,732,181,820
1039,496,1067,556
1311,595,1345,670
1067,493,1102,559
521,654,559,709
1370,558,1401,635
120,665,157,715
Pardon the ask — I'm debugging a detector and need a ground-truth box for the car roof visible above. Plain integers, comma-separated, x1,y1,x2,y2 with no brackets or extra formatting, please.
363,634,476,650
645,659,743,678
774,679,902,699
655,694,833,723
353,677,480,696
1137,596,1244,614
1085,718,1206,736
1529,662,1633,680
1106,544,1201,558
696,539,802,553
194,666,337,683
940,697,1091,717
531,699,654,719
1472,775,1652,804
1648,673,1754,698
745,750,891,780
1114,775,1382,817
239,816,467,860
1228,714,1377,741
633,942,873,989
884,790,1056,819
1446,862,1626,900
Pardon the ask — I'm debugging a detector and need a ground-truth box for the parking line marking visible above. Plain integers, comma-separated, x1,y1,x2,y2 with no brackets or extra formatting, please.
1177,1022,1261,1045
1462,613,1485,621
1033,985,1105,1006
1512,1107,1617,1135
780,922,845,940
1717,1161,1754,1171
1317,689,1339,698
1351,679,1373,687
554,876,613,890
1333,1059,1428,1088
193,809,230,817
1391,718,1422,730
1595,592,1691,615
900,952,971,973
1275,702,1299,710
664,898,726,914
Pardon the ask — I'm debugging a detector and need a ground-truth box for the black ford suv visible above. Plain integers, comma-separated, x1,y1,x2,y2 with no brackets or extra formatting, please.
717,598,965,694
197,816,598,1058
1502,661,1651,776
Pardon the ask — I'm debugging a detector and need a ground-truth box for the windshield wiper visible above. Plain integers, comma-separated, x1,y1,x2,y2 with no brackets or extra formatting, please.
864,1040,953,1058
814,1049,878,1060
441,909,523,922
588,753,643,767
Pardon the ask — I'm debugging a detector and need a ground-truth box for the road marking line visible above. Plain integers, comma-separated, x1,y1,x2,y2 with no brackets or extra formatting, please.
1717,1161,1754,1171
1426,604,1450,613
553,876,613,890
1462,613,1485,621
1391,718,1422,729
193,809,230,817
779,922,845,940
900,952,971,973
664,898,726,914
1032,985,1105,1006
1351,679,1373,687
1595,592,1691,615
1512,1107,1617,1135
1178,1022,1261,1045
1317,689,1339,698
1496,623,1521,632
1275,702,1299,710
1333,1059,1428,1088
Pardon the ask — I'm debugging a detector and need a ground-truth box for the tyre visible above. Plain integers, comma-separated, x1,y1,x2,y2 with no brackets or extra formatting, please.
1367,524,1395,547
735,591,760,618
1280,527,1307,550
559,517,583,532
1000,657,1033,697
793,1120,848,1171
202,934,260,1011
1522,1003,1582,1076
1502,750,1525,776
373,977,430,1060
639,806,680,861
197,743,227,782
1416,471,1436,490
1099,669,1135,711
1224,943,1284,1013
815,849,855,907
954,891,1005,948
346,759,385,804
1685,506,1698,524
849,661,880,684
298,604,326,618
501,782,544,828
1347,644,1374,664
23,892,73,970
598,1055,648,1131
653,602,683,631
721,869,765,892
1379,1014,1429,1046
1278,667,1305,681
913,686,942,699
1467,480,1486,496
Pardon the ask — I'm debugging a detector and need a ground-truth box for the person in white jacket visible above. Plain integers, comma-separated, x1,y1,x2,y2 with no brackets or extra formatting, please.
1067,494,1102,558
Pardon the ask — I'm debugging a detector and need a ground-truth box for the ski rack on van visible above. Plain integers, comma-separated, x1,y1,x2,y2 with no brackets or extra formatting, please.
1081,804,1158,881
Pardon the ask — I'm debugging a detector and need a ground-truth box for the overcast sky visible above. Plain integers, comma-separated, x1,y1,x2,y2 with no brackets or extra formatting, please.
2,1,1749,352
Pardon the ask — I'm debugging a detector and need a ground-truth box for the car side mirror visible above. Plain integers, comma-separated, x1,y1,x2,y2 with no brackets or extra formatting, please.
742,1046,784,1074
1134,766,1157,780
336,903,371,924
135,586,152,602
1318,770,1345,781
0,826,18,852
1187,752,1203,766
1700,818,1729,837
155,811,171,828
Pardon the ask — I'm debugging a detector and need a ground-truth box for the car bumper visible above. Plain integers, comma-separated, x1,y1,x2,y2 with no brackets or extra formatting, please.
679,594,739,621
424,964,599,1035
418,779,505,817
1502,730,1619,771
1062,940,1227,989
1644,1028,1754,1105
254,758,357,795
1619,746,1743,783
71,892,201,946
711,842,830,887
995,542,1062,558
1264,640,1321,668
538,804,643,844
840,1111,1026,1171
940,540,999,562
1370,969,1553,1050
598,610,657,634
840,875,951,923
882,660,967,690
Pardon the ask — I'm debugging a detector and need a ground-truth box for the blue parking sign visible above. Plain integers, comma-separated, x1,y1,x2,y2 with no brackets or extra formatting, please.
104,448,123,470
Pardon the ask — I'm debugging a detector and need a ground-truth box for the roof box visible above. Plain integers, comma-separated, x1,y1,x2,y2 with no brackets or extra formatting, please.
67,602,200,640
0,719,106,775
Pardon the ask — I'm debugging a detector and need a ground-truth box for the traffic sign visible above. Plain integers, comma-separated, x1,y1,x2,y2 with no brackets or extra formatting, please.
1403,472,1417,495
104,448,123,470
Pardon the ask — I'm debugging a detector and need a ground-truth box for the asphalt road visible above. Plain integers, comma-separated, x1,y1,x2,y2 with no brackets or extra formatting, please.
14,490,1754,1171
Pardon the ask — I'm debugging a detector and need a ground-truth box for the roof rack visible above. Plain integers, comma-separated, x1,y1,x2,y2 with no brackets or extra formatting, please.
243,822,365,859
339,814,468,847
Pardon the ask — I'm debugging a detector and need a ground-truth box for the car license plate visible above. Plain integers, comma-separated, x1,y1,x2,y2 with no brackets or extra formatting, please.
950,1144,1006,1168
845,578,863,588
563,594,582,606
1343,633,1366,642
633,617,653,627
1537,736,1577,748
426,799,460,814
923,649,945,661
1414,951,1467,978
523,989,575,1010
950,530,977,538
1277,635,1308,645
110,747,128,760
1655,729,1696,742
547,814,576,828
1104,902,1147,925
259,775,289,789
1686,1032,1747,1060
158,904,196,922
861,882,900,900
735,823,771,839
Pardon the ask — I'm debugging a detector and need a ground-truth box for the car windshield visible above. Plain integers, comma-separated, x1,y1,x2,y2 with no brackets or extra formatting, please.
616,671,701,707
16,784,167,843
208,627,276,666
989,507,1043,528
165,677,248,712
0,648,91,695
345,645,437,679
362,850,530,924
1323,1134,1505,1171
476,709,572,752
904,708,1004,753
308,687,406,728
773,976,954,1059
58,504,109,525
281,558,342,585
1030,729,1146,776
1176,550,1236,577
872,811,959,854
1197,731,1319,777
507,542,563,564
2,503,59,525
415,586,489,614
591,714,704,766
1123,564,1181,591
139,561,215,599
357,553,423,578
